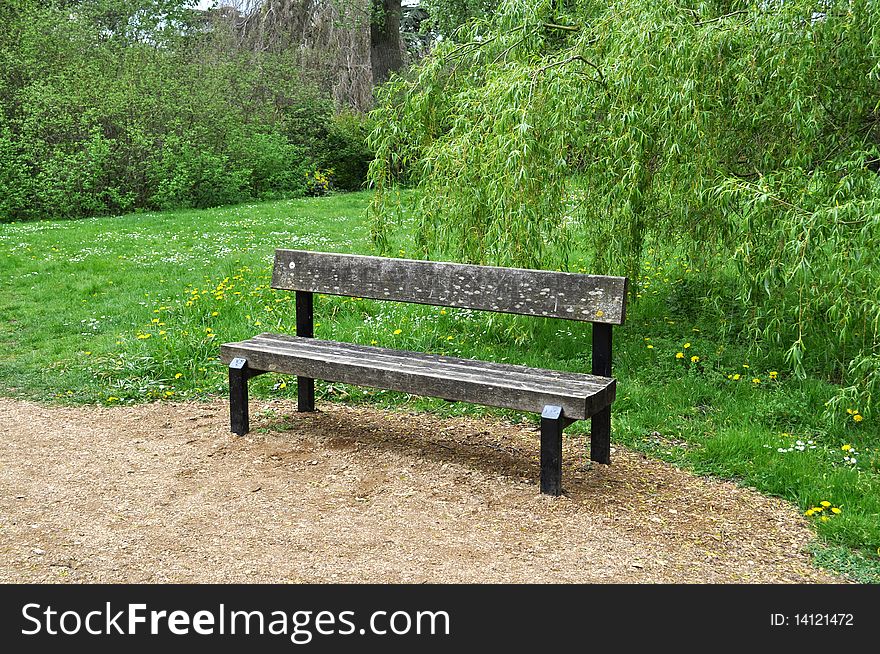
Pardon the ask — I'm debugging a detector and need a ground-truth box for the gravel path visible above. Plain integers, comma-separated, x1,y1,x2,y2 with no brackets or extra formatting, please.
0,397,840,583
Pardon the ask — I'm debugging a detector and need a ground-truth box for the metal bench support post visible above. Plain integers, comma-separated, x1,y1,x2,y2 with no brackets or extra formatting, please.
591,323,613,464
296,290,316,412
229,357,251,436
540,405,565,496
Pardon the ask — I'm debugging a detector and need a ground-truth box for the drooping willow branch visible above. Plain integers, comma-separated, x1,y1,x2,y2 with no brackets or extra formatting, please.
534,54,605,86
691,10,750,27
448,20,584,61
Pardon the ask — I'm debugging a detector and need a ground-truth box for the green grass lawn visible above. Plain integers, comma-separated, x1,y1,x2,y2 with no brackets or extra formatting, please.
2,192,878,582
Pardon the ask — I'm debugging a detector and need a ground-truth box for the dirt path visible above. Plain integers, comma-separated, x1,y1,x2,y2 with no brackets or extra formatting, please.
0,397,839,583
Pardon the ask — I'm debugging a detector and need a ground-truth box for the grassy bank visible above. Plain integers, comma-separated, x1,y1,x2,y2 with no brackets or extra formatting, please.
1,193,878,582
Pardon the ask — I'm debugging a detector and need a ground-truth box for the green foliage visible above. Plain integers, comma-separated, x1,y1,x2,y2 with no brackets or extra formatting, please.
320,112,375,191
304,168,335,196
368,0,880,414
0,0,365,221
809,544,880,584
147,135,249,210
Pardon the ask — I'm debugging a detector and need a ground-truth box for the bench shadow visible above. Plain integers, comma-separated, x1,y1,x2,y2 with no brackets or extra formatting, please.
260,405,612,498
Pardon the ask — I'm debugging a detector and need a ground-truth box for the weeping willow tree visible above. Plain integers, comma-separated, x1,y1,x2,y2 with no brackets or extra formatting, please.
368,0,880,413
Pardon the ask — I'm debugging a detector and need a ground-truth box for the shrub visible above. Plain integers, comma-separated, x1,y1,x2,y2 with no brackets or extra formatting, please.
0,1,351,222
230,132,309,200
0,122,32,221
304,168,335,196
320,111,374,191
147,135,250,210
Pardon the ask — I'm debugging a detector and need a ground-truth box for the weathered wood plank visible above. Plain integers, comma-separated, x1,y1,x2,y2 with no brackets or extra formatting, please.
220,335,616,420
239,333,612,396
223,340,613,401
272,250,628,325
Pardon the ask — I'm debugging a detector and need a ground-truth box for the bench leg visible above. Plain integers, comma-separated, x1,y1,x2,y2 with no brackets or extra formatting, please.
297,377,315,412
229,358,250,436
295,289,316,412
540,405,564,496
591,405,611,464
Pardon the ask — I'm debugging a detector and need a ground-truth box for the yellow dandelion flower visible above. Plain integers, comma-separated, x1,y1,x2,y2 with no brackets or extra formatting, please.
174,373,183,379
690,355,699,363
820,501,831,508
842,444,852,451
684,343,691,349
853,414,863,423
211,311,219,317
769,371,778,379
820,516,829,522
647,344,654,349
676,352,684,359
370,340,378,345
732,374,740,381
107,396,119,402
752,378,761,384
804,509,814,516
440,309,447,315
393,329,402,335
831,507,841,514
846,409,855,415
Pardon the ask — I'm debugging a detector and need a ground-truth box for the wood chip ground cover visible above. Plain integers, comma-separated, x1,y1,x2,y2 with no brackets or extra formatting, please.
0,398,840,583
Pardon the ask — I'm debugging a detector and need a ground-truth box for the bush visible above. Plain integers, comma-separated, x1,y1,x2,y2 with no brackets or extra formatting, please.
0,1,352,222
147,136,249,210
232,132,309,200
320,111,374,191
0,122,32,221
304,168,335,196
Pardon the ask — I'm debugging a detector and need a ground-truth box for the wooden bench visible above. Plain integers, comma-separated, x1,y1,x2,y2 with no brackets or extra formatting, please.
220,250,628,495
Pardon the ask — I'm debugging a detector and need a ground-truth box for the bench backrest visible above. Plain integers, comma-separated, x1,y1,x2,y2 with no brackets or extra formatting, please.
272,249,627,325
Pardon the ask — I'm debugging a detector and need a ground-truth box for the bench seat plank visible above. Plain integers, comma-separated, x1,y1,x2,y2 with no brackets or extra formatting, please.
221,333,615,420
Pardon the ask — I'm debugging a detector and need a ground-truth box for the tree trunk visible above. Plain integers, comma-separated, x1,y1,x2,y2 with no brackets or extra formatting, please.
370,0,402,86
